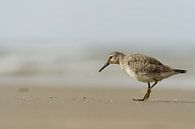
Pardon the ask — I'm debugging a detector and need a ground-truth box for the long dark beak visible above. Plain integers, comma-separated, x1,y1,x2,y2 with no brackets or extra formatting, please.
99,62,109,72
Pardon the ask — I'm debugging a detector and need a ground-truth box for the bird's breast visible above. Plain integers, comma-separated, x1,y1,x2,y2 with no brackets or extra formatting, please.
121,64,137,80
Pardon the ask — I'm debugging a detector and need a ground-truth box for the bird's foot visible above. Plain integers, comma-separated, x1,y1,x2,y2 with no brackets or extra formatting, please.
132,90,151,101
132,98,145,101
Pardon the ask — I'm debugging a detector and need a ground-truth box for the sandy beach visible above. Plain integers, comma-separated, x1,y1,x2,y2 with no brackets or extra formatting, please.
2,0,195,128
0,86,195,129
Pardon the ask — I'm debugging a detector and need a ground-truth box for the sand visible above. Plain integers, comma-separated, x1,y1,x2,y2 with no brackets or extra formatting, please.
0,86,195,129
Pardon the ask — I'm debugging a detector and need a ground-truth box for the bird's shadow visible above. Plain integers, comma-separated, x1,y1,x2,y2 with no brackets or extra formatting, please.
148,99,195,104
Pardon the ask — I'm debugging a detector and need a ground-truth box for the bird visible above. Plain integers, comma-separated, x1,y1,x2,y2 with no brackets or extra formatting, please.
99,51,186,101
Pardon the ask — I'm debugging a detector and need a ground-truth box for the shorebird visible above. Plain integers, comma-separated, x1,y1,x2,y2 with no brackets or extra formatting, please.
99,51,186,101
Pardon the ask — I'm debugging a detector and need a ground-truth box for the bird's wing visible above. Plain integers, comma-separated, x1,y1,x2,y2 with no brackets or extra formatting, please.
127,54,172,74
128,62,172,75
128,53,163,65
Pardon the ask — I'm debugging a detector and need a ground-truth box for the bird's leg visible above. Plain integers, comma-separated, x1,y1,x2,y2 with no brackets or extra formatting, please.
133,81,158,101
143,81,158,100
142,83,152,100
149,81,158,90
132,83,151,101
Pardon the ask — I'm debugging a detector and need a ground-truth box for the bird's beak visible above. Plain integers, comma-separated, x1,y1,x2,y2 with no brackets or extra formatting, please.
99,62,109,72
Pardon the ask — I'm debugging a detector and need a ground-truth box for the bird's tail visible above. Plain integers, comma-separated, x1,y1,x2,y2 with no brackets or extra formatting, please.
173,69,187,73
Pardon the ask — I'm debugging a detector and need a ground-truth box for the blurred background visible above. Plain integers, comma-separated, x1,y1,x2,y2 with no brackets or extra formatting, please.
0,0,194,88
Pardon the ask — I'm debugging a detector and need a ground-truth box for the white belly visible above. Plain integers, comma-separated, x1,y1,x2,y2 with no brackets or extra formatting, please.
125,68,175,82
122,65,162,82
125,69,155,82
119,63,173,83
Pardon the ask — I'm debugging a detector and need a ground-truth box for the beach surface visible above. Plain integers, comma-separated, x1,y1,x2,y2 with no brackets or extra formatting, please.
0,86,195,129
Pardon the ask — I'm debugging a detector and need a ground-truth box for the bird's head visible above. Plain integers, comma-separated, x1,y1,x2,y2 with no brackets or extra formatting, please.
99,51,124,72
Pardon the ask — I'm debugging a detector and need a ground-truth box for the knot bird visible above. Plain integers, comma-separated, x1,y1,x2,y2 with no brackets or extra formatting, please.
99,52,186,101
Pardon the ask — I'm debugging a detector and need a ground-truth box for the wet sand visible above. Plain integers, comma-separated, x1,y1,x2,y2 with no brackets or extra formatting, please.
0,86,195,129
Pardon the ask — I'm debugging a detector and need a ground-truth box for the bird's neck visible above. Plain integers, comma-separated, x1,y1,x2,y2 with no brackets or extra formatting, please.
118,54,125,65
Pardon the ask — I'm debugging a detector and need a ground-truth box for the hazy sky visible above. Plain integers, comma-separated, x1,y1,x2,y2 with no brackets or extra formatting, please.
1,0,195,41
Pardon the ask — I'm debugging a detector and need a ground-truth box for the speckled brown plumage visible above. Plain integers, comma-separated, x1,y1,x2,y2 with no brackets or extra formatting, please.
99,51,186,101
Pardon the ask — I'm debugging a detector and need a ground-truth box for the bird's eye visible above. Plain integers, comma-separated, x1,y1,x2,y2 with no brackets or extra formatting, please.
109,56,113,59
